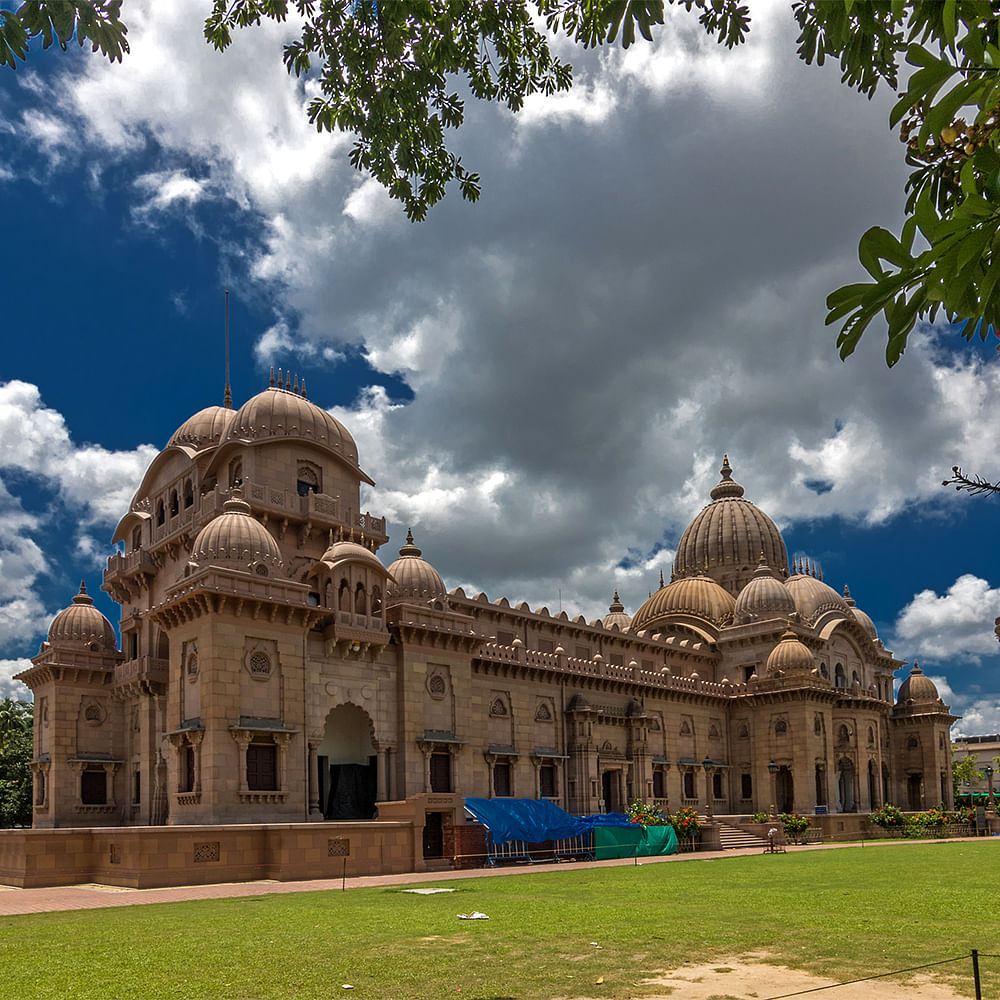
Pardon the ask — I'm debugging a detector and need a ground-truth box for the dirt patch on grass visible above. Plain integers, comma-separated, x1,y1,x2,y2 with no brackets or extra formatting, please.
640,954,969,999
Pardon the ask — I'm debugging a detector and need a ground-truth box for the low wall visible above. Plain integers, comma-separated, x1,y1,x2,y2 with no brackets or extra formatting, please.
0,820,417,889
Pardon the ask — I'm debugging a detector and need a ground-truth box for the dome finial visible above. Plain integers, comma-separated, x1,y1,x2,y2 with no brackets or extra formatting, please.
293,373,299,394
285,370,291,390
399,528,422,557
301,377,307,399
277,367,282,388
659,569,665,589
609,590,624,614
79,580,87,594
269,366,275,388
710,454,745,500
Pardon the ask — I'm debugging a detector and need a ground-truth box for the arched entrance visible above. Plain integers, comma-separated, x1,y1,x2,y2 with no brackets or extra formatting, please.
776,766,794,813
837,759,856,812
317,704,377,820
868,760,878,810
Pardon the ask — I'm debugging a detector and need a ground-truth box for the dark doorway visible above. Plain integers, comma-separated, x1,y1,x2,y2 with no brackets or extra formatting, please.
325,756,377,819
815,765,827,807
423,811,444,857
776,766,794,813
601,770,619,812
868,761,878,809
907,773,923,811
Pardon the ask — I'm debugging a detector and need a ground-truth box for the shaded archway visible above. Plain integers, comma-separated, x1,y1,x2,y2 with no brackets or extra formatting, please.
908,773,923,811
776,766,794,813
837,759,856,812
317,703,377,820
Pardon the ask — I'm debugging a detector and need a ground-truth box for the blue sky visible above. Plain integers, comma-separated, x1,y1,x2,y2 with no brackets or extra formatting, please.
2,1,1000,733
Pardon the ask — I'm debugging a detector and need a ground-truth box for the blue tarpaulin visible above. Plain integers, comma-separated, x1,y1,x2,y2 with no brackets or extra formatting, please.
464,798,633,844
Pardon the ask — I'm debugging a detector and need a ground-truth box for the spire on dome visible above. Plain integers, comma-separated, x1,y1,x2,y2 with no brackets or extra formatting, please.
609,590,624,614
710,454,746,500
73,580,93,606
399,528,422,557
270,366,276,387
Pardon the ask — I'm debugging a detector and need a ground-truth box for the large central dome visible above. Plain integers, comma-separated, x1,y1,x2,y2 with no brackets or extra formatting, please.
674,456,787,598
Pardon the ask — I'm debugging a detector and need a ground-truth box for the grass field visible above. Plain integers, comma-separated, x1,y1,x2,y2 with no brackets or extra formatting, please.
2,842,997,1000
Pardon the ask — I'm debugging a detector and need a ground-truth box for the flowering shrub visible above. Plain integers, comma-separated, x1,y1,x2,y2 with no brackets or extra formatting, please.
869,803,905,829
669,805,701,838
626,801,670,826
948,804,975,824
920,806,948,828
779,812,810,842
749,811,770,824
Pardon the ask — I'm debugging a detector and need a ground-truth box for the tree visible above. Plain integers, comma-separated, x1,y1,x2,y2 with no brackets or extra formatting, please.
0,697,32,828
951,748,984,799
0,1,128,70
6,2,1000,364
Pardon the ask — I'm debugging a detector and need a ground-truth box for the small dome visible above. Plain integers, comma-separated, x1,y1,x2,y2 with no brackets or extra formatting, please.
320,538,387,574
191,496,283,571
48,582,117,651
896,663,941,705
766,628,815,676
785,573,851,623
228,383,358,464
674,456,788,597
843,585,878,640
385,530,447,604
602,590,631,630
631,574,735,631
167,405,236,450
734,555,796,625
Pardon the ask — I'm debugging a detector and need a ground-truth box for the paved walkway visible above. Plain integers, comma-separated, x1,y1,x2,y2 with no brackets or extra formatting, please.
0,837,961,917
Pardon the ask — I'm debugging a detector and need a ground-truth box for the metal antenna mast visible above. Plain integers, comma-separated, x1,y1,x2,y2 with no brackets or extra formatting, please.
224,289,232,409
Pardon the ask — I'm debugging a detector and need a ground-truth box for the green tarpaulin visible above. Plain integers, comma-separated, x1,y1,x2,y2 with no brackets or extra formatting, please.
593,824,678,859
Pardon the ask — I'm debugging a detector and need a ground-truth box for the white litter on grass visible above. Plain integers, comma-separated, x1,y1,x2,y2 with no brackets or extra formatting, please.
590,942,602,948
401,888,456,895
457,911,489,920
341,986,354,990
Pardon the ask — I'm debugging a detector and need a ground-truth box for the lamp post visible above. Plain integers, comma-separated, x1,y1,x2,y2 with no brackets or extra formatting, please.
985,765,995,815
703,755,714,821
768,760,778,818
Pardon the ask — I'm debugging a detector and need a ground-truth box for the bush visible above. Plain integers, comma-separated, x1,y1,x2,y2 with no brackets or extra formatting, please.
749,811,770,824
626,800,670,826
869,803,905,830
779,812,810,843
669,806,701,838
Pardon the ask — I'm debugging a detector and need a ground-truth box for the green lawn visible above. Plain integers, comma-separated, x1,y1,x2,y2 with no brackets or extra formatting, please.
2,842,996,999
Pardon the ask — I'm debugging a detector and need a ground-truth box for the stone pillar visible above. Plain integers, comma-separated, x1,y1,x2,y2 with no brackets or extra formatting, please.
307,739,322,818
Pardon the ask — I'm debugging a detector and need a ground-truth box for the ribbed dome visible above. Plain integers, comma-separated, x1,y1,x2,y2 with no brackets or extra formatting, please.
766,628,815,676
385,530,447,603
631,574,735,631
843,585,878,640
48,582,117,651
674,456,787,597
320,539,387,574
602,590,631,630
167,405,236,450
896,664,941,705
734,556,796,625
191,496,283,570
228,384,358,464
785,574,851,622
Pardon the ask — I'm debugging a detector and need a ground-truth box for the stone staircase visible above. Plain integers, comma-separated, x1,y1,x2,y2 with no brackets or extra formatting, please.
714,820,770,850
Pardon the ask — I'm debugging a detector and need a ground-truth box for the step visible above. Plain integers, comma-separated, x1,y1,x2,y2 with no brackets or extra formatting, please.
714,821,770,850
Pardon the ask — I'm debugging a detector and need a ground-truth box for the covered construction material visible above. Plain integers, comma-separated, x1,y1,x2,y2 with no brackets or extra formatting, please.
464,798,662,865
593,823,678,859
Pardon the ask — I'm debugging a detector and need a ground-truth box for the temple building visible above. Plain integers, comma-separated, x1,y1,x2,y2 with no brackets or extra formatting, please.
16,374,956,832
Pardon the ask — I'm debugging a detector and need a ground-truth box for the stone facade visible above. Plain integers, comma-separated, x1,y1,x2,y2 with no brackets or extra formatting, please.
16,377,957,832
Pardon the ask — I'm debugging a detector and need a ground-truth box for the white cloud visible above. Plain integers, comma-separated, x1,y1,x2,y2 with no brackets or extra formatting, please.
953,697,1000,737
0,659,33,701
893,574,1000,664
134,169,208,214
0,382,154,656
